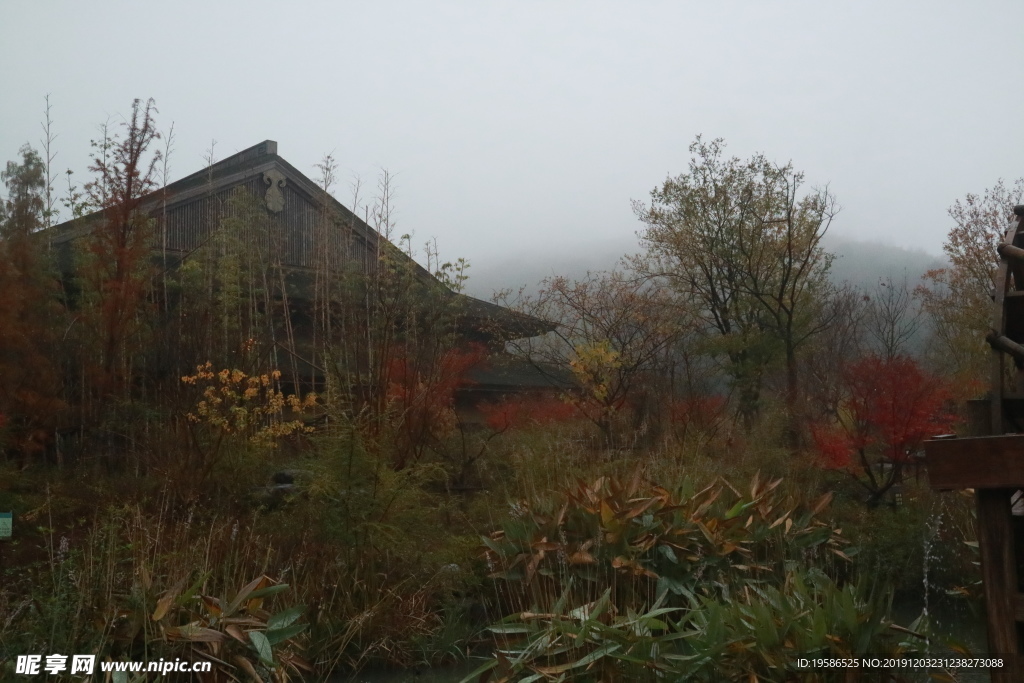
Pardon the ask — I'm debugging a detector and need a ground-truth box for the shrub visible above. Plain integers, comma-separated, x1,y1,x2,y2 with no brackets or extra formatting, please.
471,473,928,682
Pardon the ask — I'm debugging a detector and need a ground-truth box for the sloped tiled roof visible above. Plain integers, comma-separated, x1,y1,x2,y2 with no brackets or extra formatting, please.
46,140,553,340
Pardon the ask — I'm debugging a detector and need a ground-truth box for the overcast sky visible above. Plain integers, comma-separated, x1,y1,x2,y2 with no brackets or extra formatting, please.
2,1,1022,293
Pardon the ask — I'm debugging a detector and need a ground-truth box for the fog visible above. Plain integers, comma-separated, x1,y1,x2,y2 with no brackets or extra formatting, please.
2,1,1021,280
462,232,946,300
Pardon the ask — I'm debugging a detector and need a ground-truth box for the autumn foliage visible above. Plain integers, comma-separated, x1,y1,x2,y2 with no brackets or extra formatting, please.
75,99,163,398
0,145,65,459
811,355,958,503
478,395,579,433
669,394,728,440
917,178,1024,382
808,423,855,470
181,361,318,445
385,344,488,468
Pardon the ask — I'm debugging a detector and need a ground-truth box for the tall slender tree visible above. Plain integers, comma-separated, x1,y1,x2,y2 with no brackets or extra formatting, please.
40,94,59,230
77,98,162,401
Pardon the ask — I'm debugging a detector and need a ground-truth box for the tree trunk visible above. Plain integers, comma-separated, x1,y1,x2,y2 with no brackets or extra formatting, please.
785,342,800,449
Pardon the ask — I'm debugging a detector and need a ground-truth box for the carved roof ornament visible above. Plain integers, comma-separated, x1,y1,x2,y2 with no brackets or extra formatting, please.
263,170,286,213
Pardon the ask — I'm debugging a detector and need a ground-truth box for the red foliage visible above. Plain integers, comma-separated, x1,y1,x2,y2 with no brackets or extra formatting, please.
478,395,579,433
80,98,163,396
384,343,487,468
809,423,854,470
669,395,728,435
841,355,957,462
810,355,958,500
386,344,487,410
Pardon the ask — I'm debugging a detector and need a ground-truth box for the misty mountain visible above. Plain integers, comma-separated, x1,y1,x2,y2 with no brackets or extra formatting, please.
465,234,948,301
823,234,947,292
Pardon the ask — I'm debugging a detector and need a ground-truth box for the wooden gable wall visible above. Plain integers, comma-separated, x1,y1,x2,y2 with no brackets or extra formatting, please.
160,167,373,276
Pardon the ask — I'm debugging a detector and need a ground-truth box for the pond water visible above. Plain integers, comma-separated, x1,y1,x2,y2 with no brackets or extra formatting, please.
892,599,987,652
891,597,990,682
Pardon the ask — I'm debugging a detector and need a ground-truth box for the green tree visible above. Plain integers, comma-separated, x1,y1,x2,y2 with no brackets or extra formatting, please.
634,136,837,435
0,145,65,460
0,145,46,239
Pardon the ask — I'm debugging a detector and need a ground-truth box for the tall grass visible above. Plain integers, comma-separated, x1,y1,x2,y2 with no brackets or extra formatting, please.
0,432,483,679
0,408,980,681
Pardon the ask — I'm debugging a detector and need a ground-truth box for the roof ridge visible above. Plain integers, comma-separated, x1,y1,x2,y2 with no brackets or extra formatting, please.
168,140,278,188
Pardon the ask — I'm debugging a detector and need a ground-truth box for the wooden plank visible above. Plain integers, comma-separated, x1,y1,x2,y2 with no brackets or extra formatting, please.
999,242,1024,265
926,435,1024,489
977,489,1020,682
987,333,1024,363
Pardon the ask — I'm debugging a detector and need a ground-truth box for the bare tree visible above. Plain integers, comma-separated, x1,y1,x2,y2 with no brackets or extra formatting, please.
159,122,175,311
499,269,684,445
39,94,59,230
803,283,868,421
314,151,338,194
865,273,922,360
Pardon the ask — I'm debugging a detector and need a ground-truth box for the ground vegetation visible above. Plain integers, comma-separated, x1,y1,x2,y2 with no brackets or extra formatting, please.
0,103,1003,681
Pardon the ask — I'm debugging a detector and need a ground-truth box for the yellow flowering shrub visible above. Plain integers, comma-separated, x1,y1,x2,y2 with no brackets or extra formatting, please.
181,362,318,446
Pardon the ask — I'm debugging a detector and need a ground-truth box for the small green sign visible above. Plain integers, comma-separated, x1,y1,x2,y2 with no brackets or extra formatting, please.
0,512,11,539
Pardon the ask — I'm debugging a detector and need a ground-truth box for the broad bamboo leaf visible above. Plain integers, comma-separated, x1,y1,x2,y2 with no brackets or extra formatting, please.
573,642,621,667
152,574,189,622
266,623,306,645
225,623,247,644
233,655,260,682
487,624,530,634
165,623,226,643
658,544,678,564
249,630,274,666
811,491,834,516
724,500,752,520
227,576,271,616
246,583,290,601
201,594,223,617
268,604,304,629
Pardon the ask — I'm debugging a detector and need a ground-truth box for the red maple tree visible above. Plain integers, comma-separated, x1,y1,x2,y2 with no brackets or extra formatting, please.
811,355,958,505
385,343,487,469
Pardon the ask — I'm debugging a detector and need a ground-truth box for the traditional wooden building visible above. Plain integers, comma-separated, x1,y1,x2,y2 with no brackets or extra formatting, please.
47,140,555,401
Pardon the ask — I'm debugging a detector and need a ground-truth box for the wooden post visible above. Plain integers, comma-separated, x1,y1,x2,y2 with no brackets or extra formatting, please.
923,207,1024,680
975,489,1021,681
925,435,1024,681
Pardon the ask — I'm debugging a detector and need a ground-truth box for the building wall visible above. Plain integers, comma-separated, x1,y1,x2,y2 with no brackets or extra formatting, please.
158,173,373,273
